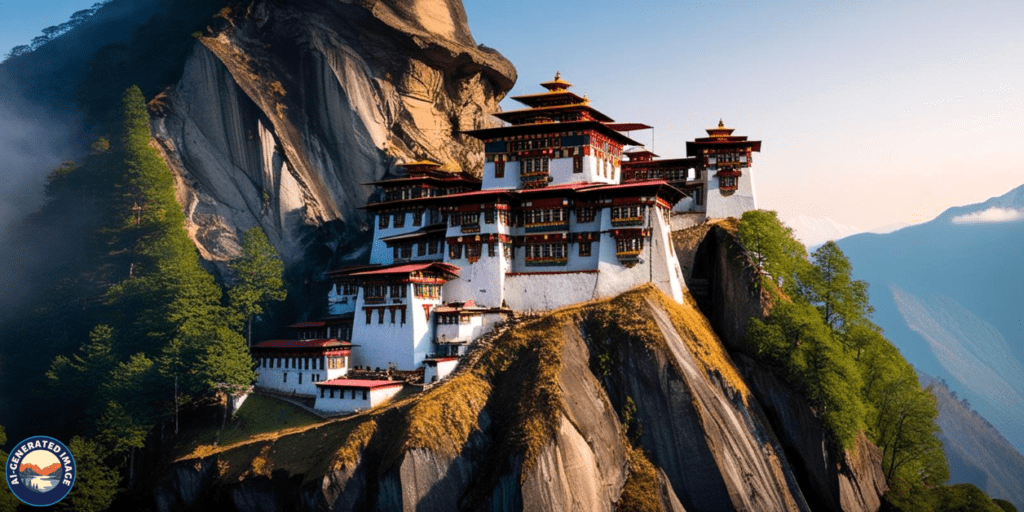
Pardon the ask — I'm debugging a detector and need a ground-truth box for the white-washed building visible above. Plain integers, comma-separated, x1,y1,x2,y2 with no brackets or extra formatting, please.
252,339,353,397
259,74,761,405
314,379,405,414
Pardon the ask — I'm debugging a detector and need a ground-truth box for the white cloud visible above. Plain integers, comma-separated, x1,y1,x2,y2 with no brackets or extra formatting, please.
951,207,1024,225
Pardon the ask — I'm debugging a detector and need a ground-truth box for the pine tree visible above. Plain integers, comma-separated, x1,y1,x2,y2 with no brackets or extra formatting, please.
228,227,287,347
737,210,807,295
56,437,119,512
800,241,873,350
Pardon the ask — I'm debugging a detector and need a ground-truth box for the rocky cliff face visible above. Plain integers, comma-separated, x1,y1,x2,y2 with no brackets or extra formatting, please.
150,0,515,266
149,285,886,512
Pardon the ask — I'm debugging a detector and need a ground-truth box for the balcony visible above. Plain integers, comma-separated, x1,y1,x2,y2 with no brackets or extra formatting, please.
525,257,568,267
611,216,644,227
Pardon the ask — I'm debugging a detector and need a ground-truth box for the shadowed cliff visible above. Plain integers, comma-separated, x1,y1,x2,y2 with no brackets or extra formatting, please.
147,285,886,512
150,0,516,268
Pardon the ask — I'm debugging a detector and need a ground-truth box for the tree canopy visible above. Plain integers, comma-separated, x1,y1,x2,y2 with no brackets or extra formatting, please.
740,209,950,507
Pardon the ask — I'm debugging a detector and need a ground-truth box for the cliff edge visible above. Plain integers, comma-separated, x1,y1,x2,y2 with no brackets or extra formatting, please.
150,0,516,266
150,285,885,511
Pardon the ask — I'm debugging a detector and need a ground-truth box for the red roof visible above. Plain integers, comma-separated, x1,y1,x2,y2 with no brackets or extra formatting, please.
329,261,461,279
345,261,460,277
579,180,671,192
516,181,592,193
253,339,352,349
316,379,404,389
434,188,515,200
424,357,459,363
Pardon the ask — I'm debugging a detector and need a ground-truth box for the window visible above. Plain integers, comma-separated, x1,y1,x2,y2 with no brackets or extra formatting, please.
378,214,389,229
525,243,568,265
412,210,422,226
466,243,482,261
449,243,462,259
329,388,335,398
277,358,281,368
321,388,326,398
401,243,412,259
488,243,497,257
494,160,505,178
390,308,396,324
616,237,643,254
299,373,303,384
485,210,495,224
363,389,368,400
283,373,288,383
579,242,592,257
393,212,405,228
366,309,373,324
378,309,385,324
573,155,583,173
400,308,407,325
576,207,596,223
305,358,310,370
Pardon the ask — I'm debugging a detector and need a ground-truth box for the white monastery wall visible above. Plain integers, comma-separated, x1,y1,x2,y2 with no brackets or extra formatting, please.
314,384,403,414
503,272,599,311
327,288,358,316
705,165,756,220
424,358,459,383
435,315,485,344
443,244,508,308
481,160,520,190
351,283,437,370
581,154,617,185
369,210,424,265
255,356,340,397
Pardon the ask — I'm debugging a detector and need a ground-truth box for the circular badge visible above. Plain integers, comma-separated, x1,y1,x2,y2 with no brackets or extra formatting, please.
5,436,76,507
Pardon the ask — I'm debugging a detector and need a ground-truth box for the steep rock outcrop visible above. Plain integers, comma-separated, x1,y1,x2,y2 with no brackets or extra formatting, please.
146,287,886,511
736,356,888,512
679,221,771,353
151,0,515,266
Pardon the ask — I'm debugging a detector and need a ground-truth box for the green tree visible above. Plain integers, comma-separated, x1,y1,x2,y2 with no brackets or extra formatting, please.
800,241,873,350
861,340,948,487
228,227,286,347
57,437,119,512
737,210,807,295
0,426,19,512
47,325,118,422
746,301,864,448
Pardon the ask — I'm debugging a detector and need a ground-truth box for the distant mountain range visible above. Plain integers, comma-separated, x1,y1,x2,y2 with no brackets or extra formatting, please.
784,215,918,249
19,462,61,476
837,183,1024,455
921,373,1024,509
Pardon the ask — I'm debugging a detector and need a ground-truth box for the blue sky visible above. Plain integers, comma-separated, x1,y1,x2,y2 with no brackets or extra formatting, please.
2,0,1022,229
464,0,1024,229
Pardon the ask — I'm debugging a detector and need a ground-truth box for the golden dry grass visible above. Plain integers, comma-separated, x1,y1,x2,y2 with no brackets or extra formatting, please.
616,445,662,512
402,373,491,457
590,285,750,403
330,420,378,472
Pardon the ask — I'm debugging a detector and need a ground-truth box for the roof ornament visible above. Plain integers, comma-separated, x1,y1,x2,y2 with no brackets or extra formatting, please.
718,119,725,128
555,71,561,81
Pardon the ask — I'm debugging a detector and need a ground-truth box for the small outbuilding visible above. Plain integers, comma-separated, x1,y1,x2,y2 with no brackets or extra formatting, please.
314,379,404,413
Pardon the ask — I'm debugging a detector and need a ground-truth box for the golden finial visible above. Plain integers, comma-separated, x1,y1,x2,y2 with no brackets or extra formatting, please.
555,71,561,81
718,119,725,128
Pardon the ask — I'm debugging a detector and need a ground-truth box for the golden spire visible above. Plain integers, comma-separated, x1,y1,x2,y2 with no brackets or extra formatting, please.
555,71,561,81
718,119,725,128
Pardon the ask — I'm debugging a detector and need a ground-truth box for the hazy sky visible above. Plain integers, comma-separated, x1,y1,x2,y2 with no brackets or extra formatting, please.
464,0,1024,229
2,0,1022,229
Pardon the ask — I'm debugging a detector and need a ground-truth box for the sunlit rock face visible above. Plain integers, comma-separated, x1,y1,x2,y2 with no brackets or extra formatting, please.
151,0,515,266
